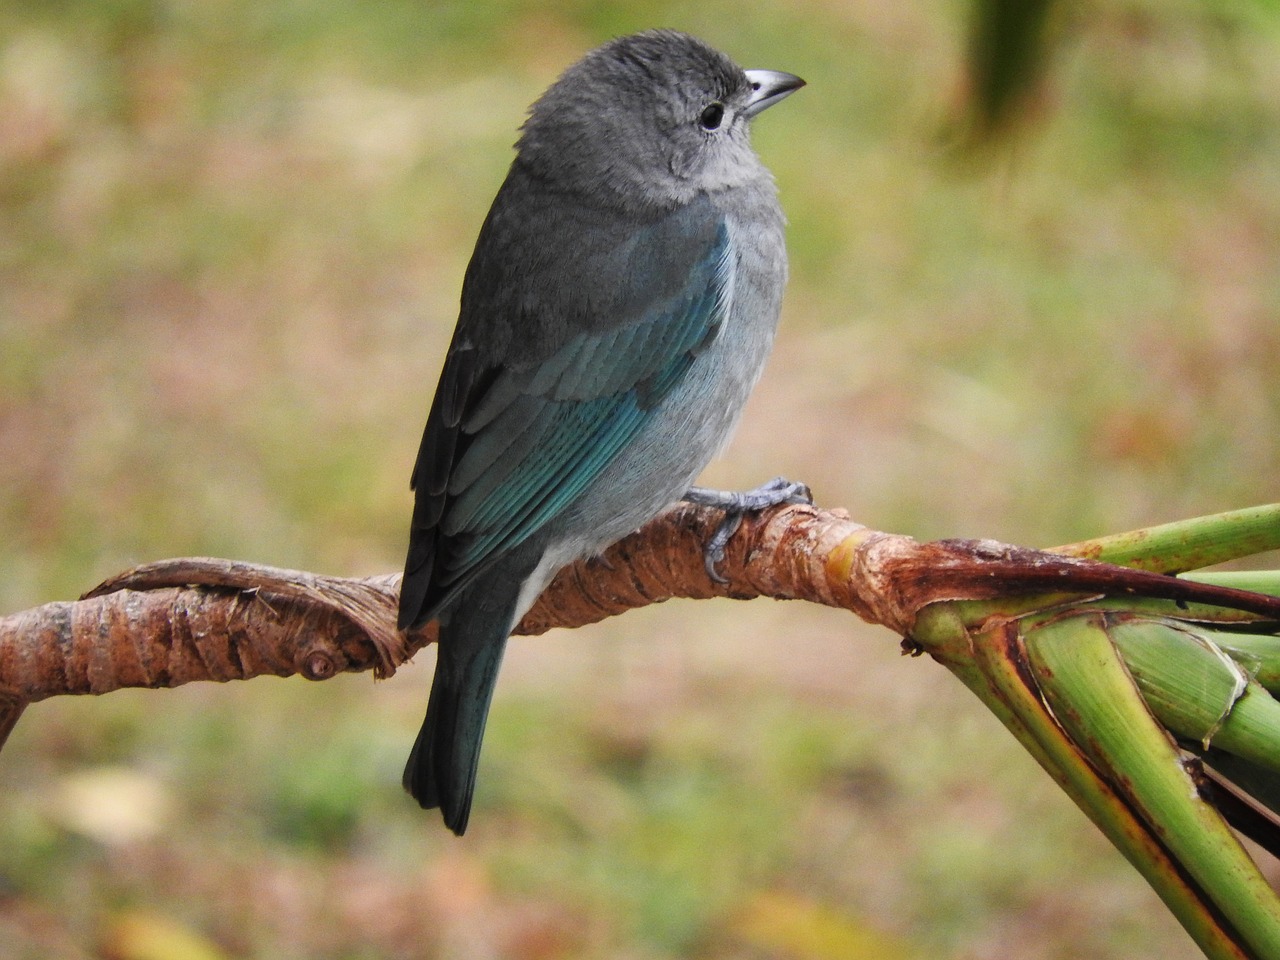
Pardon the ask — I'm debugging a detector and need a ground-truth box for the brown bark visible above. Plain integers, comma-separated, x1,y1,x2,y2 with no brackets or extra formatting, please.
3,502,1279,732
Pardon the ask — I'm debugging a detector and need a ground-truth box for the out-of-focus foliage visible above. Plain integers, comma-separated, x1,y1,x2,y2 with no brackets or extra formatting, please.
1,1,1278,957
964,0,1059,136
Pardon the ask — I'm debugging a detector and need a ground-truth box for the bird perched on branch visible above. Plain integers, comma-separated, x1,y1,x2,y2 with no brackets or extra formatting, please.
399,29,806,834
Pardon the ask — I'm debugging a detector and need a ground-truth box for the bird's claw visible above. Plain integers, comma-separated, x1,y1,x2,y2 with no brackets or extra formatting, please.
683,477,813,583
703,512,743,583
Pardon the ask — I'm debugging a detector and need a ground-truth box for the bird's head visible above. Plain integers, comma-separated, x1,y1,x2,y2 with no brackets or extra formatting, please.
516,30,804,211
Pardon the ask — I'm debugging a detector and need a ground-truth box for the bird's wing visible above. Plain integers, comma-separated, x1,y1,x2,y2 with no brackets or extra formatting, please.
398,206,731,629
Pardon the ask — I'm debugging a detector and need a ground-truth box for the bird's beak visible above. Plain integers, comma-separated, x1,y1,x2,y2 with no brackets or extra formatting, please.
742,69,806,119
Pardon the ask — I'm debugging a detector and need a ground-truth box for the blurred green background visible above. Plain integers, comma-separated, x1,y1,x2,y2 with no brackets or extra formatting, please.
2,0,1279,957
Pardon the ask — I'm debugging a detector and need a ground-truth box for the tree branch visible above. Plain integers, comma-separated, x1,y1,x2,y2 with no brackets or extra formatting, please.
3,502,1280,729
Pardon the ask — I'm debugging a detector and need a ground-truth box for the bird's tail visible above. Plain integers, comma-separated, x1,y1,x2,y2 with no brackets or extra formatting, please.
402,598,514,835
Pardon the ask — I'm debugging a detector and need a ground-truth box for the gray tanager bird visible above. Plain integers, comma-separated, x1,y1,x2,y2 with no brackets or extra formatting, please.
399,29,806,834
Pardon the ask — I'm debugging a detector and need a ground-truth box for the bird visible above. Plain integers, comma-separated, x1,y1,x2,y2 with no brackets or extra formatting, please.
398,29,806,835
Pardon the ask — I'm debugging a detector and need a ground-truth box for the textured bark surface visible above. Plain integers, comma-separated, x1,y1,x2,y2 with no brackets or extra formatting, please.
4,502,1279,719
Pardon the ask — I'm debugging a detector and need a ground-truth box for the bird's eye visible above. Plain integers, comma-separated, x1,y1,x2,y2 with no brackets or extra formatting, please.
698,102,725,131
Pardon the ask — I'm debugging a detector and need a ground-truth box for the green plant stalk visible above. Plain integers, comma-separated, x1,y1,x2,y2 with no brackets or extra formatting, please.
1053,504,1280,573
1086,595,1275,629
1213,635,1280,695
1108,618,1280,772
1026,610,1280,959
1074,600,1280,694
912,602,1253,960
1189,572,1280,599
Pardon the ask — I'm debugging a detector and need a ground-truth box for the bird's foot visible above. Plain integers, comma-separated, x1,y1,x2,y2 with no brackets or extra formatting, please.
681,477,813,583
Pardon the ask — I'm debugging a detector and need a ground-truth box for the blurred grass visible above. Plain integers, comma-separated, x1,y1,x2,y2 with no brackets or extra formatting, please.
2,0,1279,957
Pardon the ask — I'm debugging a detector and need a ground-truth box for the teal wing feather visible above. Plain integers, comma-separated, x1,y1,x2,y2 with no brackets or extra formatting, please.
398,211,730,628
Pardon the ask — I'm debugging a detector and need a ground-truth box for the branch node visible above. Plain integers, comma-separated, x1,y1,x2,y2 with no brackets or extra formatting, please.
300,648,338,681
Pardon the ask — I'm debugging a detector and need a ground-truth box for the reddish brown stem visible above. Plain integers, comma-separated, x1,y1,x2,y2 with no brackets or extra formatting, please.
3,503,1278,716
